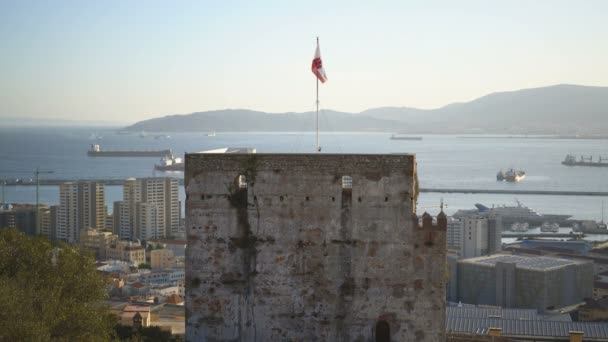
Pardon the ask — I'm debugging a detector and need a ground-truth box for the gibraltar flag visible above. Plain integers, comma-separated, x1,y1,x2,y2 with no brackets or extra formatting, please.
311,40,327,83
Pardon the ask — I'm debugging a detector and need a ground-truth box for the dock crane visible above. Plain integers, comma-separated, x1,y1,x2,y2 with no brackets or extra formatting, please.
34,167,54,236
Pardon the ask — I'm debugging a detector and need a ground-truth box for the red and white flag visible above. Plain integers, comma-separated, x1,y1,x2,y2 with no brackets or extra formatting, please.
311,40,327,83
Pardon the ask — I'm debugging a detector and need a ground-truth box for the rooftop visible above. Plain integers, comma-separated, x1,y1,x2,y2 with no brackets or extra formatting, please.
447,317,608,340
461,254,588,270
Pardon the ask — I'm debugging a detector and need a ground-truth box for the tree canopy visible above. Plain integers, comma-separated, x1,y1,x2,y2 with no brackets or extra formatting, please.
0,229,115,341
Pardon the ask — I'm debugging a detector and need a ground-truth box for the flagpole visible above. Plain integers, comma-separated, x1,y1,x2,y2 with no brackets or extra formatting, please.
316,71,319,152
316,37,320,153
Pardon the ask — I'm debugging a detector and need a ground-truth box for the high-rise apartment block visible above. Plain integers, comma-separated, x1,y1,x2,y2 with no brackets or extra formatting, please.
57,183,78,242
115,178,180,241
448,214,502,258
56,181,105,243
78,181,106,230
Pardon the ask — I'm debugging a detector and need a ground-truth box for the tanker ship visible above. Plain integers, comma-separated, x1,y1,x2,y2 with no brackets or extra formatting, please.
87,144,171,157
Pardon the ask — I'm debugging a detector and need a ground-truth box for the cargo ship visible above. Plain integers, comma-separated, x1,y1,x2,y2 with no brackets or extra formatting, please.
389,134,422,140
562,154,608,167
87,144,171,157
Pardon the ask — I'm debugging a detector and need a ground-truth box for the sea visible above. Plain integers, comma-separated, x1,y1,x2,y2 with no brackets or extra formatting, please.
1,127,607,229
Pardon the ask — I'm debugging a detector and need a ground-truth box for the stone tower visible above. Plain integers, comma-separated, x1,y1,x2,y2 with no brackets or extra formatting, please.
185,153,446,341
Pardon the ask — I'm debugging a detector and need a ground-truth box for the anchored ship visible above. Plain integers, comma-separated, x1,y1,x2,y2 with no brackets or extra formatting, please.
497,168,525,182
87,144,171,157
562,154,608,167
390,134,422,141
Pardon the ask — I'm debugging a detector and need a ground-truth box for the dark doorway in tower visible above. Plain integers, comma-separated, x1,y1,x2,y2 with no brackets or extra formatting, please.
375,320,390,342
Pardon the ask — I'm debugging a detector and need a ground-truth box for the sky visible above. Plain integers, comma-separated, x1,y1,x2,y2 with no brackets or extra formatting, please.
1,0,607,123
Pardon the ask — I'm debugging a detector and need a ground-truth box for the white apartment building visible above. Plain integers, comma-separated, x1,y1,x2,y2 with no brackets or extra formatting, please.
448,214,502,259
115,178,180,241
56,181,106,243
57,183,79,242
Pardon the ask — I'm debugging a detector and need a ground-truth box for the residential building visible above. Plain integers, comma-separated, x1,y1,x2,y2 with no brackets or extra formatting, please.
79,228,118,260
0,204,38,235
106,240,146,265
78,181,106,230
57,181,105,243
137,202,162,240
40,207,54,240
448,214,502,258
113,200,129,238
140,269,185,285
105,213,113,232
593,281,608,300
114,178,180,241
151,248,174,269
458,254,593,311
579,297,608,322
446,216,462,251
120,304,151,328
149,239,186,257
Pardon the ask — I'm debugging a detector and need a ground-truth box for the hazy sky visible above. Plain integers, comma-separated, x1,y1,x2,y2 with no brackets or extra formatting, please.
1,0,607,123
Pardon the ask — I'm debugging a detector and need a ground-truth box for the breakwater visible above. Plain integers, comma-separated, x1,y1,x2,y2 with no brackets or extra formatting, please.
4,181,608,197
419,188,608,196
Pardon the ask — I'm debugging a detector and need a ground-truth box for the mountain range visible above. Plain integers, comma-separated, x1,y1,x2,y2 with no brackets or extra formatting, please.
125,84,608,134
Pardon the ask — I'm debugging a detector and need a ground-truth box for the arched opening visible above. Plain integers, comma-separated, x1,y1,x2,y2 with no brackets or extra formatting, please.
375,320,390,342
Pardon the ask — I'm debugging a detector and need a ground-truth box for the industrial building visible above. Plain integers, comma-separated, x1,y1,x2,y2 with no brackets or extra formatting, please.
457,254,593,311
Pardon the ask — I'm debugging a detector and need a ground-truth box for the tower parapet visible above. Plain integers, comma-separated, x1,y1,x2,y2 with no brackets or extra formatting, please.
185,153,446,341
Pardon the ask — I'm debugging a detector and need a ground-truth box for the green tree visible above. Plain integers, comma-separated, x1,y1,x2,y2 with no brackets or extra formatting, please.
0,229,115,341
138,262,151,269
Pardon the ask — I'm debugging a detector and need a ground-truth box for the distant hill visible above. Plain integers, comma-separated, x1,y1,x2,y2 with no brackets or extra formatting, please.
125,84,608,134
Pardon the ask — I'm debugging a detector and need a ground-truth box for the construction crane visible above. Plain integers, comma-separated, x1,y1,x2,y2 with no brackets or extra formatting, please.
1,179,5,207
34,167,54,236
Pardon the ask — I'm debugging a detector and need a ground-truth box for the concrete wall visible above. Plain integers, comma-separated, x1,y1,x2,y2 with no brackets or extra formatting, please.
185,154,446,341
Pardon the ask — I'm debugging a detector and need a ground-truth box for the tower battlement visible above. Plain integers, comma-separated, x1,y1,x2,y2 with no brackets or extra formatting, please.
185,153,446,341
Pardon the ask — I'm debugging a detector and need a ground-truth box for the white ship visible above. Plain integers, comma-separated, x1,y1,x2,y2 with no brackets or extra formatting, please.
454,200,571,226
540,222,559,233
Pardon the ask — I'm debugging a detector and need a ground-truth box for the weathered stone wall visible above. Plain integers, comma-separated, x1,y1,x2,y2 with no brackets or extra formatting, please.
185,154,446,341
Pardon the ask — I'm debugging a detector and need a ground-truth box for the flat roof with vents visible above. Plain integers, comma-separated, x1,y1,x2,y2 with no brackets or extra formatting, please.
461,254,588,270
